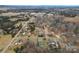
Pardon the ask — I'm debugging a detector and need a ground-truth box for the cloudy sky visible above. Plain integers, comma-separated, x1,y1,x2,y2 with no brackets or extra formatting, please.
0,0,79,5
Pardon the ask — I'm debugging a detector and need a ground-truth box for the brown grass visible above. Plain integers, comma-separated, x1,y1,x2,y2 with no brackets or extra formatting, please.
0,35,12,48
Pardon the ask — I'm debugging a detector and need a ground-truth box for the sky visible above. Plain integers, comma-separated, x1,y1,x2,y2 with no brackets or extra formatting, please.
0,0,79,5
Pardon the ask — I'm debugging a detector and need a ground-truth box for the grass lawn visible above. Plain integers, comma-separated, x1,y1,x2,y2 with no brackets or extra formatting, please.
0,35,12,51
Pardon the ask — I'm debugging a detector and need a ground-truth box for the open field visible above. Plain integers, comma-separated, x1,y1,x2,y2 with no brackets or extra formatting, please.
0,35,12,51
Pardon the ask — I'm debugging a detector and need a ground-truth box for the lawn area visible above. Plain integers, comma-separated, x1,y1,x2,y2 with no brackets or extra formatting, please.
0,35,12,51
